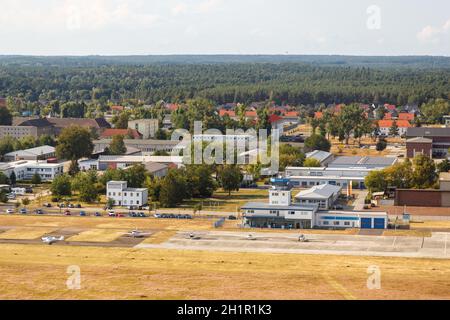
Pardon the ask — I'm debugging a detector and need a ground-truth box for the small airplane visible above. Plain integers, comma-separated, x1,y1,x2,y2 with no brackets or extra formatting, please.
298,234,309,242
41,236,65,245
247,234,257,241
124,229,151,238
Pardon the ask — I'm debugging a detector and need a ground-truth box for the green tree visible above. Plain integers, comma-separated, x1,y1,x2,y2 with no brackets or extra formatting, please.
303,158,321,167
337,104,365,145
365,170,388,192
0,190,8,203
9,171,16,185
389,121,399,136
413,154,437,188
421,98,450,124
186,165,217,198
0,107,12,125
218,165,242,196
304,134,331,152
22,198,30,207
71,172,99,203
56,126,94,175
279,144,305,171
112,112,129,129
50,174,72,197
123,164,147,188
159,170,189,207
437,159,450,173
108,135,127,155
31,172,42,185
0,172,9,185
376,138,387,152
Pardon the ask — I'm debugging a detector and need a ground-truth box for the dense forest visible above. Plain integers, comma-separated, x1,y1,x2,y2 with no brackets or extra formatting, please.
0,55,449,106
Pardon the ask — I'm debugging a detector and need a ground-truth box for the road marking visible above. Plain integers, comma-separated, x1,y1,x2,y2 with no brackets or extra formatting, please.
392,236,397,247
322,273,357,300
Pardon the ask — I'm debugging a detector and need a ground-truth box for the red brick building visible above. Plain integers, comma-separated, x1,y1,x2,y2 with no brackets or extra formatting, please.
406,127,450,158
406,137,433,158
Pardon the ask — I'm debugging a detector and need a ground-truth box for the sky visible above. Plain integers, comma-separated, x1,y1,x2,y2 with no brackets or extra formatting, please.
0,0,449,56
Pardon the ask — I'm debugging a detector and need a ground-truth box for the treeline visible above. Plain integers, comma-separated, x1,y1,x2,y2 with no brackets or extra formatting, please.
0,60,448,106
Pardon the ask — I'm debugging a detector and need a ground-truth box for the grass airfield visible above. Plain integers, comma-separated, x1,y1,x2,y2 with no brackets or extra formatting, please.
0,215,449,300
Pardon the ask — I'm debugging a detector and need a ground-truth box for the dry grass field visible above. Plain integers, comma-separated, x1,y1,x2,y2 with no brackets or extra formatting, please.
0,215,449,300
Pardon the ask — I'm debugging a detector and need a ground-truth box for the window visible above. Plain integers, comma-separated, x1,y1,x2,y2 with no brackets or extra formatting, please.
334,221,340,226
289,211,295,215
344,222,350,226
323,221,329,225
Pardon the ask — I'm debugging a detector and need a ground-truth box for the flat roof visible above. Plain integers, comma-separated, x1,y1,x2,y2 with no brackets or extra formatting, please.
241,202,318,211
289,175,365,181
94,139,181,146
305,150,333,162
407,127,450,138
318,211,388,217
329,156,396,167
5,145,55,157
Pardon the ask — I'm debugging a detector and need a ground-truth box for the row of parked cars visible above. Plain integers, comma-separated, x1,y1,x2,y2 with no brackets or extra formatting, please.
154,213,192,219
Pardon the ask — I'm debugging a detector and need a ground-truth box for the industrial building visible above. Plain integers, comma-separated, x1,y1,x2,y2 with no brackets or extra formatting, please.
93,139,184,154
305,150,334,167
128,119,159,139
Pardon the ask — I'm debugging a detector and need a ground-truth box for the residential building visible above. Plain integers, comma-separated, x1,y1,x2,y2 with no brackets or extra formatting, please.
294,184,341,210
106,181,148,207
128,119,159,139
4,145,56,162
378,120,411,136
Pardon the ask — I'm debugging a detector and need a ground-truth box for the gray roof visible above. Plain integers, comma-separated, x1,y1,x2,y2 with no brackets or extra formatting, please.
406,127,450,138
295,184,342,200
406,137,433,143
143,162,168,173
5,145,55,157
306,150,333,163
94,139,181,146
241,202,318,211
329,156,396,167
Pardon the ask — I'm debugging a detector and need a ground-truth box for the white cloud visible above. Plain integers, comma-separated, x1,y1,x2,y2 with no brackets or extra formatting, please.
0,0,160,31
417,19,450,43
172,3,188,16
196,0,223,13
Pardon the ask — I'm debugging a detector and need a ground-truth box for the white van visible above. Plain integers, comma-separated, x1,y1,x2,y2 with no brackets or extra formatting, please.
11,188,26,196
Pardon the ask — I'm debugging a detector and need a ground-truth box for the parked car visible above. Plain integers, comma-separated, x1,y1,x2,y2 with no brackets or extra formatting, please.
19,208,27,214
184,215,192,220
64,210,71,216
228,215,237,220
7,194,16,200
36,209,44,215
59,203,65,208
138,212,146,218
43,203,52,208
117,214,124,218
94,212,102,217
68,204,74,208
108,210,116,217
79,211,87,216
154,214,161,218
128,212,137,217
333,205,344,210
6,209,14,214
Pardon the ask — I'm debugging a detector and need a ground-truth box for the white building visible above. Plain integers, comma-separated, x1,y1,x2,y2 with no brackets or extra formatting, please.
128,119,159,139
315,211,388,229
106,181,148,208
295,184,341,210
305,150,334,167
0,160,64,181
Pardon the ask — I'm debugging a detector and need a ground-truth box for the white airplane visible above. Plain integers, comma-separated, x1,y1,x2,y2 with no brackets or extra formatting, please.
298,234,308,242
41,236,65,245
247,234,257,241
124,229,151,238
